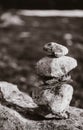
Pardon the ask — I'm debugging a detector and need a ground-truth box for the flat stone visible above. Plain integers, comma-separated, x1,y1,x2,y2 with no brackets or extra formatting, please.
43,42,68,57
36,56,77,78
42,84,73,118
0,82,37,109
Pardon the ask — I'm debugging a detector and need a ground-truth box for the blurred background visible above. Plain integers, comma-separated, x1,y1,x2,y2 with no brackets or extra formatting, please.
0,0,83,109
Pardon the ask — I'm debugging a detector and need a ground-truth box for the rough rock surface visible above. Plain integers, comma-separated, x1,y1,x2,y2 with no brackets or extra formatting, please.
36,56,77,78
42,84,73,117
43,42,68,57
0,100,83,130
0,82,37,108
0,104,29,130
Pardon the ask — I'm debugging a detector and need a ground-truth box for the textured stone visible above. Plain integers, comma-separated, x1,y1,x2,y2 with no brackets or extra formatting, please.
43,42,68,57
0,104,38,130
0,104,28,130
42,84,73,118
0,82,37,109
0,104,83,130
36,56,77,78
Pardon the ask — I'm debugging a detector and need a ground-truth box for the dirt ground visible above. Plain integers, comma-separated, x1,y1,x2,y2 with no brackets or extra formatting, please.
0,10,83,109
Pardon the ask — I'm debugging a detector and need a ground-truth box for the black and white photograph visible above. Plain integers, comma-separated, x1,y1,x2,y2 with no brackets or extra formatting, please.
0,0,83,130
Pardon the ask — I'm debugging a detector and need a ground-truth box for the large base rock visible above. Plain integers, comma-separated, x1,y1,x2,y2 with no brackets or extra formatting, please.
0,105,83,130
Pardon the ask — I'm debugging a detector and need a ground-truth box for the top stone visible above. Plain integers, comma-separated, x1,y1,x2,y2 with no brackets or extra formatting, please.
43,42,68,57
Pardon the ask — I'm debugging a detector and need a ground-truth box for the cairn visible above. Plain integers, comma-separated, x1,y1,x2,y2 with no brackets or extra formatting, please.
32,42,77,119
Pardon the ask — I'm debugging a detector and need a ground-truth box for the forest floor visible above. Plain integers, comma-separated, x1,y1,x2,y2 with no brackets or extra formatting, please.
0,10,83,109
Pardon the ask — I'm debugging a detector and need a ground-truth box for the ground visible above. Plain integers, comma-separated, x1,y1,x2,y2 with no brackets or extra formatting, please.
0,10,83,109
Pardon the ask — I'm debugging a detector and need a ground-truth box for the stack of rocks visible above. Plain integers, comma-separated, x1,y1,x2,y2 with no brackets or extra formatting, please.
33,42,77,119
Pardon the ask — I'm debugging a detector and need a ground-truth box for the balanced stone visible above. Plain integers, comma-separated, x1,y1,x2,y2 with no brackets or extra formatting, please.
36,56,77,78
42,84,73,118
43,42,68,57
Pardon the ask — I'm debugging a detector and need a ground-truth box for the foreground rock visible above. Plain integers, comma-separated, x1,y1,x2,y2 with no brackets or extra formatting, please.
0,82,37,108
0,104,29,130
0,102,83,130
36,56,77,78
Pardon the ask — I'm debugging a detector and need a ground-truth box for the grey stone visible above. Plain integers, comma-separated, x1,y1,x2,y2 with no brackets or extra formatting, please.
43,42,68,57
42,84,73,118
32,84,73,118
0,81,37,109
0,104,29,130
36,56,77,78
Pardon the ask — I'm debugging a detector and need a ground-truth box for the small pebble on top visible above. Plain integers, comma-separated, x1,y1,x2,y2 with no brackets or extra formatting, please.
43,42,68,57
